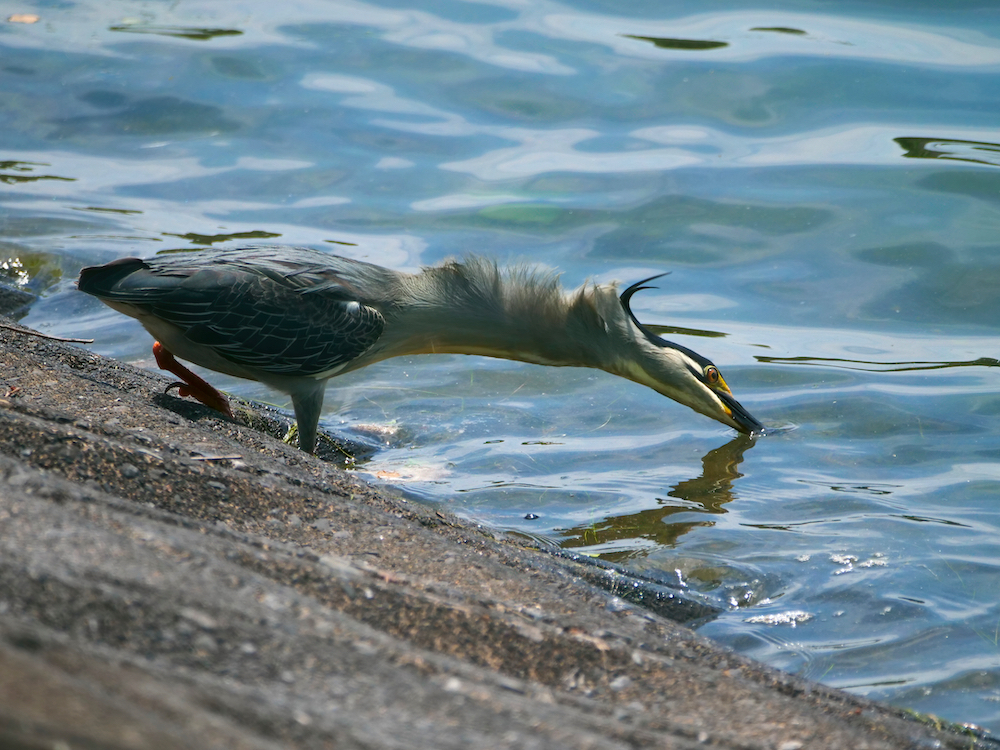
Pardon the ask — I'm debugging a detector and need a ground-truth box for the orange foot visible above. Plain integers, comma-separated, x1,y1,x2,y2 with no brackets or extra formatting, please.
152,341,234,419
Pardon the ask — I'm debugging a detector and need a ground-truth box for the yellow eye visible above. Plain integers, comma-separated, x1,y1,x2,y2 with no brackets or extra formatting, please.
705,366,720,384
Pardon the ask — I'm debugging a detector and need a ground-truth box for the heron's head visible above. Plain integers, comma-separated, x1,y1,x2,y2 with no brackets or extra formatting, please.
612,274,763,436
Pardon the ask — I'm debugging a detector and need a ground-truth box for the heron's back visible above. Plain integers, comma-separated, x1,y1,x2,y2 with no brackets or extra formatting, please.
78,247,393,379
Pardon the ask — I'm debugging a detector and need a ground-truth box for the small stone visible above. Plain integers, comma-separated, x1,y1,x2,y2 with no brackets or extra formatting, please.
179,607,218,629
606,597,631,613
609,675,632,691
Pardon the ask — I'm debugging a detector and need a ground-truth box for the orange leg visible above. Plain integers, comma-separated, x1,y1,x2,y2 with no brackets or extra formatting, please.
152,341,234,419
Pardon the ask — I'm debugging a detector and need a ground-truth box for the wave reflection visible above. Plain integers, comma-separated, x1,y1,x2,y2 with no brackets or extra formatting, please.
757,355,1000,373
896,137,1000,168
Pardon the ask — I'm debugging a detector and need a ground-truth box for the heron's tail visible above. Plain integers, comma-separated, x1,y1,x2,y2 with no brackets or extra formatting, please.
77,257,149,298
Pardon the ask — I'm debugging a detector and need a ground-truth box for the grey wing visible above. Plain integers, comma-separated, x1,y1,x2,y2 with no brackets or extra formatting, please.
79,248,389,376
156,268,385,376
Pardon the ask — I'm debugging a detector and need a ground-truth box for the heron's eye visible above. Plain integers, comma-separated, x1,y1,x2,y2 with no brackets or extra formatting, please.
705,366,720,384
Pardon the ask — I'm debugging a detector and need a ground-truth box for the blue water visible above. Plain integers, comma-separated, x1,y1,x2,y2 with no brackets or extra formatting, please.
4,0,1000,731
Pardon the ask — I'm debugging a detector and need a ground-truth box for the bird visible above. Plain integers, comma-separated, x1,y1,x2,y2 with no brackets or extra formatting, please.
77,246,763,453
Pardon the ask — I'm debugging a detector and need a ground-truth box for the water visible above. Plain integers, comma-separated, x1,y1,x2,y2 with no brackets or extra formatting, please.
4,0,1000,731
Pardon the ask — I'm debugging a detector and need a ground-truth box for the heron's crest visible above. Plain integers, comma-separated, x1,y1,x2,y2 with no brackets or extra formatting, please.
617,273,713,369
619,273,671,347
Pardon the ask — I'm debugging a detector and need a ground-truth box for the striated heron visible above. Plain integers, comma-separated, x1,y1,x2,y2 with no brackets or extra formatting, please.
78,246,763,452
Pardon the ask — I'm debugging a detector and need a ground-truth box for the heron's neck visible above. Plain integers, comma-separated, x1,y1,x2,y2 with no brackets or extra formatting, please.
366,259,628,372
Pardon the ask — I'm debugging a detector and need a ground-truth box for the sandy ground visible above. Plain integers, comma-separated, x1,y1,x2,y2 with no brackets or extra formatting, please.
0,316,995,749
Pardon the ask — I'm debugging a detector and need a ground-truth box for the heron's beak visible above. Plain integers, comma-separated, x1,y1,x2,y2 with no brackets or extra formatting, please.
716,389,764,436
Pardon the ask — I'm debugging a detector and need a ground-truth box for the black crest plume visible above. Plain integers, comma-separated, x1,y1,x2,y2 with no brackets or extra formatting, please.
618,272,710,366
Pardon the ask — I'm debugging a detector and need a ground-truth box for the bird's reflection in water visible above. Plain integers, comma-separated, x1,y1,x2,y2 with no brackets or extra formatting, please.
560,434,757,559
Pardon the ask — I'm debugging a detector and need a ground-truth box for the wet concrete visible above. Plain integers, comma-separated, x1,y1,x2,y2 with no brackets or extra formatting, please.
0,318,995,749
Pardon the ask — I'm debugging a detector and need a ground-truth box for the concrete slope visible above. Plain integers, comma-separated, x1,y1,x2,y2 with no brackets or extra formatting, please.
0,319,993,750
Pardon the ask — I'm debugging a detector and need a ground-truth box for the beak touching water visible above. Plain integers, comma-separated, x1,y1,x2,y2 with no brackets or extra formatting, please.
715,385,764,436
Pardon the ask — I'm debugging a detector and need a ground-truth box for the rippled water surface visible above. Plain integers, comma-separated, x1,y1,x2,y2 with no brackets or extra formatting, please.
4,0,1000,730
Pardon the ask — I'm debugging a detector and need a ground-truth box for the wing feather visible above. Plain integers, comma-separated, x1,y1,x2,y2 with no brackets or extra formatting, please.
79,248,386,376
